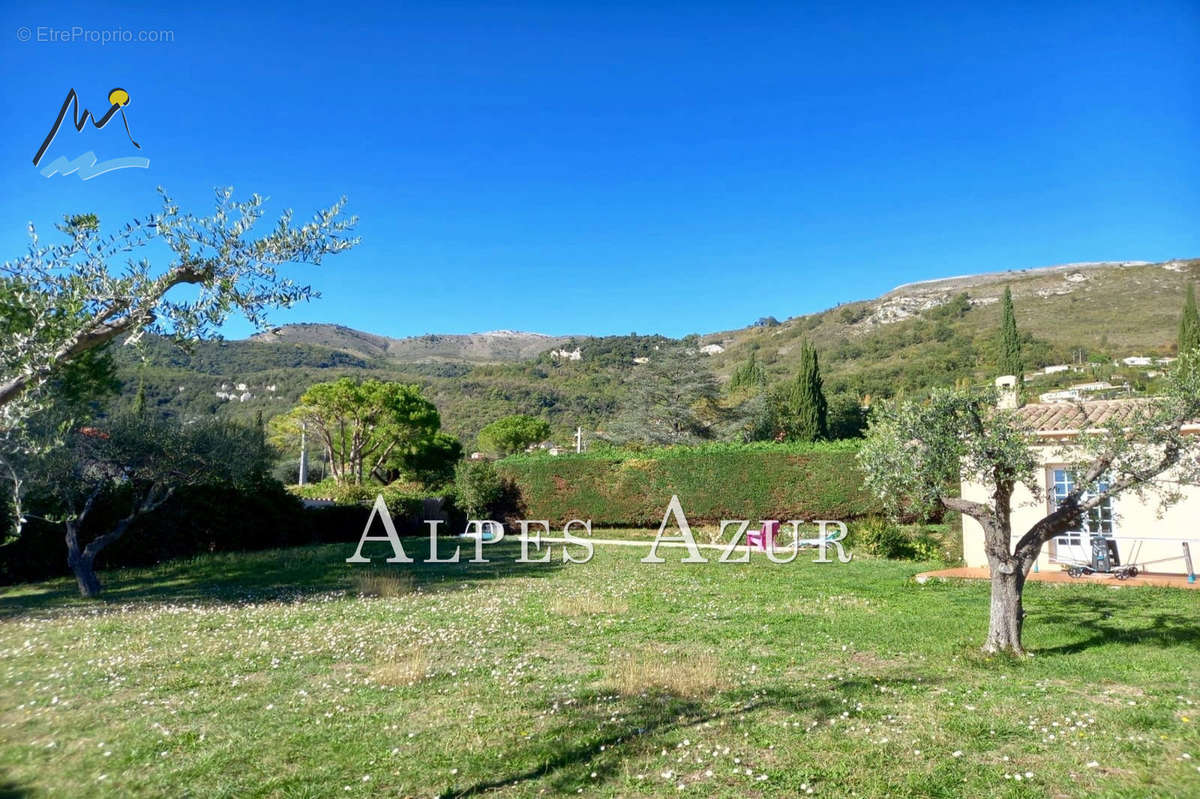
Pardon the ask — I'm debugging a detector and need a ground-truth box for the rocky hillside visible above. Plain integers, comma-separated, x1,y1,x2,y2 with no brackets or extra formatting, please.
699,258,1200,397
251,324,575,363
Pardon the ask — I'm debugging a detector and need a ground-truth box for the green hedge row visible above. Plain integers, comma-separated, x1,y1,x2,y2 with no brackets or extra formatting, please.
496,442,882,526
288,481,446,520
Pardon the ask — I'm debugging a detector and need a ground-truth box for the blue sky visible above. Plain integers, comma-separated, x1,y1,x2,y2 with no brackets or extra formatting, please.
1,1,1198,339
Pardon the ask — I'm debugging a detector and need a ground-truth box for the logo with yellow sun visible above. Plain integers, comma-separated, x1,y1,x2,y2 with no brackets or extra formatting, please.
33,86,148,180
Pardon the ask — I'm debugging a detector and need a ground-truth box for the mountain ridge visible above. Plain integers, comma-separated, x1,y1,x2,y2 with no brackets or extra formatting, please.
250,323,576,363
119,256,1200,442
246,258,1197,357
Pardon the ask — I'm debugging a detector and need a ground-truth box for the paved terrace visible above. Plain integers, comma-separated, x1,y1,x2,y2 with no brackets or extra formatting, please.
916,566,1199,590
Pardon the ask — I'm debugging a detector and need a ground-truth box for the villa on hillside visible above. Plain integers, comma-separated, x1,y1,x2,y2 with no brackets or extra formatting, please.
961,378,1200,576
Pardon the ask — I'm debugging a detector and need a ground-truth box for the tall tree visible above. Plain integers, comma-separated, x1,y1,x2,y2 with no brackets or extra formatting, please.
132,377,148,416
858,356,1200,655
604,352,722,446
774,341,828,441
274,379,442,485
1179,283,1200,356
998,286,1023,378
393,432,463,488
728,351,766,393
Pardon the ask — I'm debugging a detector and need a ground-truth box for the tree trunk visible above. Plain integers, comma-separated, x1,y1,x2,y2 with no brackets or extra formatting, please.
65,519,104,598
984,563,1025,655
69,552,102,598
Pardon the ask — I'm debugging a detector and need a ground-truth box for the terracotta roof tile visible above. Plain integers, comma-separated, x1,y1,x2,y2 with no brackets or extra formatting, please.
1014,399,1152,433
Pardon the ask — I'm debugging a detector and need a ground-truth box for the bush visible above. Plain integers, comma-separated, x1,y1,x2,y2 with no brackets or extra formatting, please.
454,460,504,518
847,517,961,563
0,476,469,586
909,530,943,562
850,516,916,559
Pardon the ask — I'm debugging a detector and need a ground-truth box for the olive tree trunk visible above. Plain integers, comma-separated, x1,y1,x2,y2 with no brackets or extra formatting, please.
958,489,1042,656
61,484,171,598
983,558,1027,654
64,515,104,598
67,547,102,598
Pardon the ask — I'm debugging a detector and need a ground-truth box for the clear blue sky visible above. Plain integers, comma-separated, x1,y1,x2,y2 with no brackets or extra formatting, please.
2,1,1197,339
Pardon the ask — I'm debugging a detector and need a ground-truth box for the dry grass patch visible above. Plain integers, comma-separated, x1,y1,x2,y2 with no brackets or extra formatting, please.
549,591,628,617
353,570,415,598
610,650,728,698
370,648,430,687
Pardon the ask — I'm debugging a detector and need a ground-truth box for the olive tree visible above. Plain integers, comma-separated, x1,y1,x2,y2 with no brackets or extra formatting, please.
41,415,271,597
0,189,357,425
0,273,120,540
858,356,1200,655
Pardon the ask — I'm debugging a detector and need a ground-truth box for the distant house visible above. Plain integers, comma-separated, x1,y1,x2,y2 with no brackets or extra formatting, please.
1122,356,1153,367
1042,364,1071,375
1037,381,1118,404
1038,389,1082,403
961,380,1200,576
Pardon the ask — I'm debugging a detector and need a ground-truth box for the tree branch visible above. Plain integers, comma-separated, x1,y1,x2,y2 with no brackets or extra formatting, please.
940,496,993,522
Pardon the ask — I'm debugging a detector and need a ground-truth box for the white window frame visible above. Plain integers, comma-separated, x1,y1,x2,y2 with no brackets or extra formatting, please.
1046,466,1116,562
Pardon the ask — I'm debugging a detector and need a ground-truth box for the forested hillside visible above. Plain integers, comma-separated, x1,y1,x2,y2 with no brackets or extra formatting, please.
112,258,1200,445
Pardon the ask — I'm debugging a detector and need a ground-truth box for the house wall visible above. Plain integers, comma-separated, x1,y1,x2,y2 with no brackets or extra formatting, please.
961,445,1200,576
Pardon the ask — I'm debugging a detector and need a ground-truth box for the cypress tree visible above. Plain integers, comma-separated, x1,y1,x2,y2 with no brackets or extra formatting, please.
132,378,147,416
1179,283,1200,357
729,351,766,392
998,286,1023,378
789,340,828,441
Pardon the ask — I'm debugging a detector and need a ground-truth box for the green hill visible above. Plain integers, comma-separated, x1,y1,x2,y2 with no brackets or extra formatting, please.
113,258,1200,444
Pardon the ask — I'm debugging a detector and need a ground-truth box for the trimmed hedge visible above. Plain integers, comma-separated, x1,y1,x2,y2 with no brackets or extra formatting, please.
496,442,882,526
289,481,451,522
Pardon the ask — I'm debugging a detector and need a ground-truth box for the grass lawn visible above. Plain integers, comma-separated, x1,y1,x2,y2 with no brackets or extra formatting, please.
1,535,1198,798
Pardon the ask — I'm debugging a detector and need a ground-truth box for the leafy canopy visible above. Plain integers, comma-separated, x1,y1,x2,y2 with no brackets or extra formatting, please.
274,378,442,486
477,414,552,456
0,188,357,426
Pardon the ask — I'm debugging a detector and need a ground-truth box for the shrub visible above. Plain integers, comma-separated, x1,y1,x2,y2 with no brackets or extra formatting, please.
454,460,503,518
909,529,945,562
851,516,916,559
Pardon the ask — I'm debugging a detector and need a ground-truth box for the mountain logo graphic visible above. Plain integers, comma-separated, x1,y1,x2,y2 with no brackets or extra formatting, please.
33,88,150,180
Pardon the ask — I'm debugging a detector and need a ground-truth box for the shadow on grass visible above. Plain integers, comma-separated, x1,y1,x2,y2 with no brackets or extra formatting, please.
0,779,29,799
0,540,563,619
1032,593,1200,655
443,676,931,797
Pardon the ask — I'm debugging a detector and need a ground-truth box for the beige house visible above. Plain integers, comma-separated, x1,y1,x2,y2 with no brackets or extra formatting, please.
962,383,1200,577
